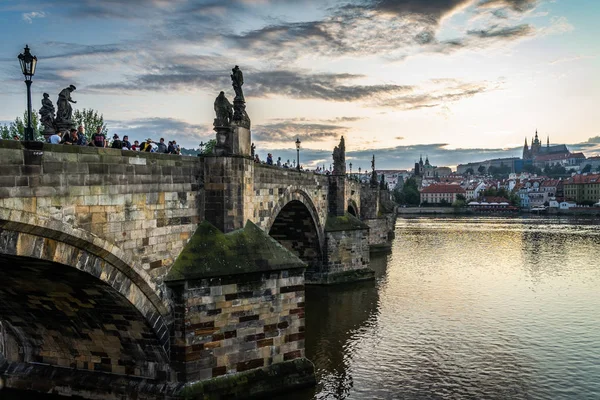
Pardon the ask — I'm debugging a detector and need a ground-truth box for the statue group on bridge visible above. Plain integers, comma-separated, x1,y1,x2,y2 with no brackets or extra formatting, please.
39,84,77,136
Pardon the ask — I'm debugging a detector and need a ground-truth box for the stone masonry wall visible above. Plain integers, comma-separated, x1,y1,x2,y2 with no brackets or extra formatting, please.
324,228,370,277
360,184,379,219
252,164,330,234
0,141,202,302
169,269,305,382
363,218,391,247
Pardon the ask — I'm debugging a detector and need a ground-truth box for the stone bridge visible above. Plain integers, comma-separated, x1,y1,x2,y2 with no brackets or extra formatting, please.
0,139,395,399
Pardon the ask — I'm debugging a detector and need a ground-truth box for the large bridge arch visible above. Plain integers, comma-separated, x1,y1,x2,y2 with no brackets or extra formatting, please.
0,254,171,384
265,189,324,271
0,208,170,353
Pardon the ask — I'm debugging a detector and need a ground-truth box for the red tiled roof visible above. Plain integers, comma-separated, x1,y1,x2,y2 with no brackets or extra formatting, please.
541,179,560,187
534,153,570,162
421,184,466,194
565,174,600,184
570,152,586,158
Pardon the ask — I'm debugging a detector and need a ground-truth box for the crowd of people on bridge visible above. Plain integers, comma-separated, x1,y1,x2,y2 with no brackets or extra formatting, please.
40,126,182,154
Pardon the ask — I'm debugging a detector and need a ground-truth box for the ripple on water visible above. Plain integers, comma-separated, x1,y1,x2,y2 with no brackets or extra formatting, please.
285,216,600,400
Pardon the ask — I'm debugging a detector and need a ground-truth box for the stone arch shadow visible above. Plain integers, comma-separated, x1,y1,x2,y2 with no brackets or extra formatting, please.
264,189,325,270
0,208,170,354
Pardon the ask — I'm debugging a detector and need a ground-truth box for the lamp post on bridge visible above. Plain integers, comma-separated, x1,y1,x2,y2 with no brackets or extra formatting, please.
295,138,301,171
349,162,352,175
199,141,205,154
18,45,37,141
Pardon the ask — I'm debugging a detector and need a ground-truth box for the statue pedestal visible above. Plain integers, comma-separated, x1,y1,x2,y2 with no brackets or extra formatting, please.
55,119,75,135
214,126,231,156
229,122,251,156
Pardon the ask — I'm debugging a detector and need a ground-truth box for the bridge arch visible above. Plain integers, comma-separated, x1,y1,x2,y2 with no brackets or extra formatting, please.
265,189,324,270
0,253,170,382
347,199,359,217
0,208,170,354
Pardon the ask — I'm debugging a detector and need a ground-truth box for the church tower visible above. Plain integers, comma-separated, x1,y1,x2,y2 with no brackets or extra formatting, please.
531,129,541,157
523,137,530,160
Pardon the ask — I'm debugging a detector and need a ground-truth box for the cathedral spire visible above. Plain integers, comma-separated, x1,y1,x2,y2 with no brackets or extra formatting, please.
547,135,550,148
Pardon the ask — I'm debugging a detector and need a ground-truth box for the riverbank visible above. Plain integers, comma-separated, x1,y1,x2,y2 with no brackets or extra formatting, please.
397,207,600,217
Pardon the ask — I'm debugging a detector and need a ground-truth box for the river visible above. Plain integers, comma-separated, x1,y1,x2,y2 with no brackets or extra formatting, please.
4,216,600,399
286,216,600,400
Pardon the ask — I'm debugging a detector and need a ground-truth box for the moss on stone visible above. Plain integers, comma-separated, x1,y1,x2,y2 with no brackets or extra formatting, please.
306,267,375,285
324,213,370,232
179,358,315,400
165,220,306,282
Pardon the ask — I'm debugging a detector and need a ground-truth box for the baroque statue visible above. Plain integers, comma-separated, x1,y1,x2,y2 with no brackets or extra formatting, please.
231,65,244,102
39,93,55,131
332,136,346,175
56,85,77,123
214,91,233,127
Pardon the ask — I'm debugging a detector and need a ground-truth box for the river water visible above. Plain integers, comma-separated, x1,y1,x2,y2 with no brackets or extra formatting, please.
288,216,600,400
4,216,600,399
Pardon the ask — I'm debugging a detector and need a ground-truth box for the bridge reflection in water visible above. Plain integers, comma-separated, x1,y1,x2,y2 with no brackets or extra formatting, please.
275,253,389,400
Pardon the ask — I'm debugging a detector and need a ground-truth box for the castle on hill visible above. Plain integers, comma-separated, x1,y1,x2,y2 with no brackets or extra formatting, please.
522,130,569,161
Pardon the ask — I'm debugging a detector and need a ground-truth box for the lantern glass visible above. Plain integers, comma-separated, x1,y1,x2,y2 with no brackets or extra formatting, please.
295,138,301,149
18,45,37,80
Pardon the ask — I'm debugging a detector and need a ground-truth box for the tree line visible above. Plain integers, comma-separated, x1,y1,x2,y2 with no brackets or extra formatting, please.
1,109,107,140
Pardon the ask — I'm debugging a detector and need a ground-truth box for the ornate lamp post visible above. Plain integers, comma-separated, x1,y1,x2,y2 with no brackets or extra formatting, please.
199,141,205,153
349,162,352,175
18,45,37,141
295,138,301,171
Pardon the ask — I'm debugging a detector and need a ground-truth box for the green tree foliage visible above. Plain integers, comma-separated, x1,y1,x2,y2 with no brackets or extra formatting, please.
581,164,592,173
0,110,42,140
542,164,567,177
487,163,511,178
481,187,520,206
477,165,486,175
73,109,107,139
203,139,217,154
465,167,474,175
393,177,420,205
456,193,466,201
522,164,542,175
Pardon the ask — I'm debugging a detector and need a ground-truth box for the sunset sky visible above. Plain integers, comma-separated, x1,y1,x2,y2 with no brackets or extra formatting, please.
1,0,599,170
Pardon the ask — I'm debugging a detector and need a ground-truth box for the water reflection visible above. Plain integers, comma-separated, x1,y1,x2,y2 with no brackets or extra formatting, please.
292,216,600,399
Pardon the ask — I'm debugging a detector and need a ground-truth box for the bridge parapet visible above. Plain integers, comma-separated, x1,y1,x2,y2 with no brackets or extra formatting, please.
0,141,202,302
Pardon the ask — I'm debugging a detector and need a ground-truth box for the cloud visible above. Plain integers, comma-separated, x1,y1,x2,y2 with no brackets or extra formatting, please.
22,11,46,23
477,0,539,13
106,117,210,147
253,121,349,143
383,79,500,110
467,24,534,40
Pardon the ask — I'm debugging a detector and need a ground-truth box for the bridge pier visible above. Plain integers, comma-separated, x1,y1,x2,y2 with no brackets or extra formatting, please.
165,221,315,398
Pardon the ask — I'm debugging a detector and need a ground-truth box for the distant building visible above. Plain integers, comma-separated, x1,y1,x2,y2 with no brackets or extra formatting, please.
414,156,453,179
523,130,585,169
420,184,466,205
457,157,519,175
563,174,600,203
522,130,569,161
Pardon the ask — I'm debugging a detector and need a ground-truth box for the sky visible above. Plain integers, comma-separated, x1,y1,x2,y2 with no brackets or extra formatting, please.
1,0,600,170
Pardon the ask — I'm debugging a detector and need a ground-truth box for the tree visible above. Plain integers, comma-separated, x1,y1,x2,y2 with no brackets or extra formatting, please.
73,109,107,139
203,139,216,154
1,110,43,140
456,193,466,202
465,168,474,175
582,164,592,173
394,177,420,206
477,165,486,175
523,164,542,175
